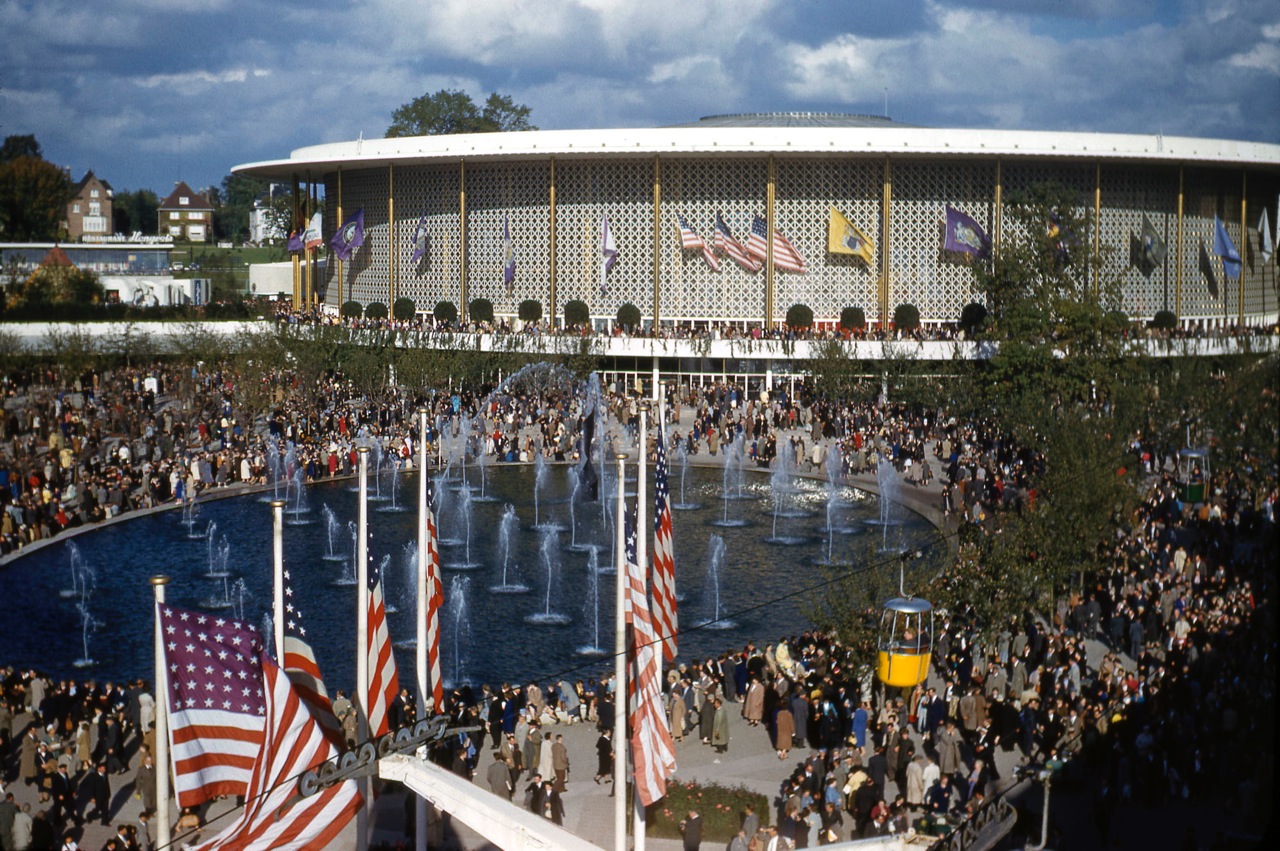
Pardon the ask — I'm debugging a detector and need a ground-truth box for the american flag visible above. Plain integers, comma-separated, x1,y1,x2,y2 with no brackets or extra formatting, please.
366,559,400,738
677,213,720,272
190,655,363,851
713,213,761,273
624,507,677,807
281,570,344,749
161,605,266,808
425,479,445,713
746,215,808,273
652,427,678,662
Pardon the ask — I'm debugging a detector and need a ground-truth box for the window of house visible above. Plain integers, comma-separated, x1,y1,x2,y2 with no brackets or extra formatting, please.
89,202,101,216
73,203,81,214
169,225,183,236
91,189,100,198
179,197,190,206
189,211,203,220
170,211,181,220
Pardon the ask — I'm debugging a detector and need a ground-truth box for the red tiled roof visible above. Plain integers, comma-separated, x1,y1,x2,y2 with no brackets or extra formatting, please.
158,180,213,211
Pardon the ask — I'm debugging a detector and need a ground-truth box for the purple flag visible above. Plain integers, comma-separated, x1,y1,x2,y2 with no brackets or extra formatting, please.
330,208,365,261
286,230,303,253
944,206,991,258
410,210,429,265
503,213,516,293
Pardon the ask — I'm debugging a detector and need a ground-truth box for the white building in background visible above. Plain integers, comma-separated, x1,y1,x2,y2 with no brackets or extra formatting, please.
234,113,1280,330
249,184,289,244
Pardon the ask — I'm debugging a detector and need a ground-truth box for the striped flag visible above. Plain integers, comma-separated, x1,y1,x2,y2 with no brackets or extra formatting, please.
624,507,677,807
677,213,720,272
746,214,808,273
190,655,362,851
713,213,761,273
160,605,266,808
281,570,344,749
367,560,400,738
425,479,445,713
652,427,678,661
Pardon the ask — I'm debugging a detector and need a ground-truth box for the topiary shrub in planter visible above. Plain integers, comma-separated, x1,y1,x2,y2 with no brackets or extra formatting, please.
364,301,389,320
392,297,416,321
785,303,814,330
1150,309,1176,331
470,298,495,325
894,303,920,331
616,302,641,331
642,780,770,844
518,299,543,324
340,300,363,319
839,306,866,332
1104,309,1130,333
432,300,458,325
564,299,590,328
960,302,988,334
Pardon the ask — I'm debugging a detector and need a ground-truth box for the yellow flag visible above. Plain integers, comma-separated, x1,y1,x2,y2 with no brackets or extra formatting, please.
828,207,874,264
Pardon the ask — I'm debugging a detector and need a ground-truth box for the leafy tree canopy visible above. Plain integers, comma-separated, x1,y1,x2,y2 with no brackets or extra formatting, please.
386,89,536,138
470,298,495,324
785,303,814,329
564,299,590,327
0,137,71,241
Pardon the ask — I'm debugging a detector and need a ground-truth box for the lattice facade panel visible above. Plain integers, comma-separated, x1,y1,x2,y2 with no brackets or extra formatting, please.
773,158,881,325
660,158,768,323
890,160,996,323
462,161,551,319
324,169,389,308
1099,165,1179,319
391,165,462,314
553,159,651,324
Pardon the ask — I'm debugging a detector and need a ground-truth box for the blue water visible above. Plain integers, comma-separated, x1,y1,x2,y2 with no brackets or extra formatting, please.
0,465,932,693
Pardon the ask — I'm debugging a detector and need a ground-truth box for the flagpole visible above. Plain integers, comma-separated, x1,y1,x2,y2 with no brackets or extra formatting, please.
151,575,172,850
613,452,628,851
272,500,286,663
415,409,429,851
356,446,371,851
635,408,648,851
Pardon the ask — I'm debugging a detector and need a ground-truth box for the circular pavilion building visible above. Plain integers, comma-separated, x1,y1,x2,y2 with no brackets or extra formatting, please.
234,113,1280,330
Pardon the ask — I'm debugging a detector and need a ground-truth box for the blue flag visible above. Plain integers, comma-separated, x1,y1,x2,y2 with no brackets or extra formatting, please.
330,208,365,261
1214,215,1241,279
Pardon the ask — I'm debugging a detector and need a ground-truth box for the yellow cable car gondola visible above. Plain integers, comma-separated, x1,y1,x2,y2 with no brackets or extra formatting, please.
877,596,934,689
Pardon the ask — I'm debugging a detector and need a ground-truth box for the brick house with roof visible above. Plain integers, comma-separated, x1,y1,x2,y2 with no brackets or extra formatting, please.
158,181,214,242
66,171,114,240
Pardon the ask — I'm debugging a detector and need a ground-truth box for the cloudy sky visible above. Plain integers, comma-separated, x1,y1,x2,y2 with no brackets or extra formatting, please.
2,0,1277,196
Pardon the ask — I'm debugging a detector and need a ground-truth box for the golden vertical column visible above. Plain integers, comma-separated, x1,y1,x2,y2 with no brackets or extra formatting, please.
1238,170,1247,326
765,155,776,329
993,159,1003,265
305,172,314,309
652,156,661,327
459,160,468,320
549,158,557,326
1093,163,1102,298
388,163,397,308
291,173,301,308
336,168,344,309
1176,168,1184,321
880,157,892,328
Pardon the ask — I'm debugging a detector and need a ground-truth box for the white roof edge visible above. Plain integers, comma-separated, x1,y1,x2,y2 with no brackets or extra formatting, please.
234,127,1280,178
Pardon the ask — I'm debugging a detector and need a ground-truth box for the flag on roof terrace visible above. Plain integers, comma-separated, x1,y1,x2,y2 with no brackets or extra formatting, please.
943,206,990,259
1213,215,1241,279
330,208,365,261
745,215,807,273
677,213,720,272
827,207,874,264
302,212,323,251
713,213,761,273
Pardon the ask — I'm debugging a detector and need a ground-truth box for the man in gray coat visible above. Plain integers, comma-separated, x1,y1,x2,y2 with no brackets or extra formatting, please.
486,751,513,800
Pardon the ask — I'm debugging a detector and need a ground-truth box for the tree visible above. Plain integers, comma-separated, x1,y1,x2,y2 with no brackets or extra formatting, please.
785,303,814,330
340,300,363,319
393,297,417,321
0,135,42,162
1150,309,1176,331
839,306,865,332
7,265,104,309
215,173,272,243
564,299,590,328
365,301,389,320
386,89,537,138
518,299,543,324
432,300,458,324
470,298,495,324
959,302,988,335
893,303,920,331
113,189,161,236
0,150,71,241
616,303,641,331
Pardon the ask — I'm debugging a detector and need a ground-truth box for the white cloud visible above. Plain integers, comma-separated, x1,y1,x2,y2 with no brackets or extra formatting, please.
1228,42,1280,73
